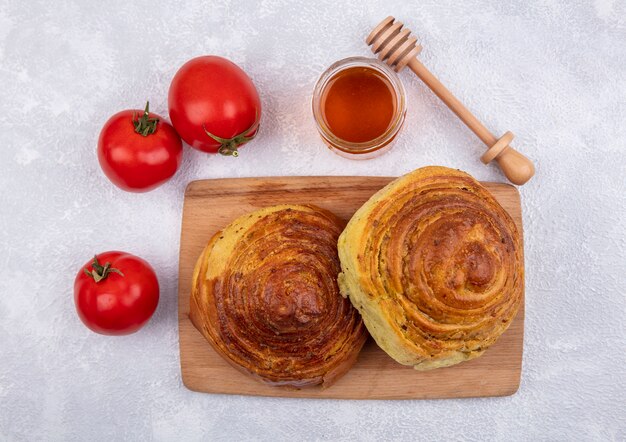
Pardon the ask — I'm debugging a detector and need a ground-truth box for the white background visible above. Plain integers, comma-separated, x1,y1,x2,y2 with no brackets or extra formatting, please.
1,0,625,440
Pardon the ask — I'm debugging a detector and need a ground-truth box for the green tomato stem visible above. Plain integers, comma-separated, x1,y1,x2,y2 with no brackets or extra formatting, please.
203,111,259,157
133,101,159,137
84,255,124,283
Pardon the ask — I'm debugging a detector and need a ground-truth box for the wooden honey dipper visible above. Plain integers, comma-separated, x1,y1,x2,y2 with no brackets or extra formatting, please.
367,16,535,185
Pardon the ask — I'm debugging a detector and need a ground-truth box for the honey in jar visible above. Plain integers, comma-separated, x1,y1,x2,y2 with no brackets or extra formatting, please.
313,57,406,158
322,66,395,143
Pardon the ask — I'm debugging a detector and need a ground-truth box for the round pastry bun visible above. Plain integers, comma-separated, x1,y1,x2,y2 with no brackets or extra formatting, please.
338,166,523,370
190,204,367,388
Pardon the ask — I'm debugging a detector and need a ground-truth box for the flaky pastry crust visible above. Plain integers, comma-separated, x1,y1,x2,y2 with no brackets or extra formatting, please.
191,205,367,387
338,166,523,370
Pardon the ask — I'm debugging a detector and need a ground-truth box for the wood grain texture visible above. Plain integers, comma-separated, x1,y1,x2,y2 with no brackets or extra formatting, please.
178,176,524,400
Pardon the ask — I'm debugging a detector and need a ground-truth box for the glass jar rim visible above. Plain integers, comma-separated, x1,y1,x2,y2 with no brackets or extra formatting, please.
312,56,406,154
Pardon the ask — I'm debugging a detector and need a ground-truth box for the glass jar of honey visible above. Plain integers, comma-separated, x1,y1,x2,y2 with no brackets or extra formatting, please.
312,57,406,159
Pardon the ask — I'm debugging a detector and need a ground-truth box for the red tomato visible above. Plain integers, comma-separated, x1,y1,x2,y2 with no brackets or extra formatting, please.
168,56,261,156
98,102,183,192
74,251,160,335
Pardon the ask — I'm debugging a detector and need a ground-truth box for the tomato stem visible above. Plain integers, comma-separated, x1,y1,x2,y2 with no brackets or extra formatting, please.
84,255,124,283
203,111,259,157
133,101,159,136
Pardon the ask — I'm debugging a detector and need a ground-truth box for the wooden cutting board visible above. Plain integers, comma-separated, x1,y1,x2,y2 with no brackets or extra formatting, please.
178,176,524,400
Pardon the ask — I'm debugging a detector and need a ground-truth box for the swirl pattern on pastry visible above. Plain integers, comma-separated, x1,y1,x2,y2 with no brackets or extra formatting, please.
190,204,367,388
338,166,523,370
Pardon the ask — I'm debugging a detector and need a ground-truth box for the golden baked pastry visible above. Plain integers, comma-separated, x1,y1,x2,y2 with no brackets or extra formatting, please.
338,166,523,370
190,204,367,388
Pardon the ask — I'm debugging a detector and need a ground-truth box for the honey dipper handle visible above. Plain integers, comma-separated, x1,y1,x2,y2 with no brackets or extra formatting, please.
495,147,536,185
406,58,535,184
407,58,496,146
